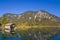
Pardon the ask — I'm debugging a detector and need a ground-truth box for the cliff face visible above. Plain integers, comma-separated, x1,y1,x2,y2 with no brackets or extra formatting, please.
36,10,60,22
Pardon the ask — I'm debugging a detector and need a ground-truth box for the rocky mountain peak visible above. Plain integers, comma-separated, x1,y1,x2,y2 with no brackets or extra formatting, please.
35,10,59,21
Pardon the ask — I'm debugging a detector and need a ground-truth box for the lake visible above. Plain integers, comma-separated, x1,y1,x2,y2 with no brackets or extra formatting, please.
4,38,23,40
50,35,60,40
0,32,60,40
0,37,23,40
0,33,23,40
0,32,2,40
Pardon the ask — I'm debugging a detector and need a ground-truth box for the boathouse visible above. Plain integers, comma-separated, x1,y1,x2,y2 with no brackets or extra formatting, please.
5,23,16,33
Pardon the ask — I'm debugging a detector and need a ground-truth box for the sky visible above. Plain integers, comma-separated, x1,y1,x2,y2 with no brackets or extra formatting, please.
0,0,60,17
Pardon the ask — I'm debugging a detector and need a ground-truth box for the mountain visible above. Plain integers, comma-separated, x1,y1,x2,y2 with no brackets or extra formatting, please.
36,10,60,21
0,10,60,27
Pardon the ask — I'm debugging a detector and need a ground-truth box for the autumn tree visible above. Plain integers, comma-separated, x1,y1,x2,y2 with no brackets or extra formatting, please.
1,15,8,24
1,15,8,33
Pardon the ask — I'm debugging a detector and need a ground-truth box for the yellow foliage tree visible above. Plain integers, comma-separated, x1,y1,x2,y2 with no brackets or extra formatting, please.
1,15,8,33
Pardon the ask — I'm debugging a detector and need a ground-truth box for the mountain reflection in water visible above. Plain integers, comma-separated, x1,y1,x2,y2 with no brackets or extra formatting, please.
0,33,23,40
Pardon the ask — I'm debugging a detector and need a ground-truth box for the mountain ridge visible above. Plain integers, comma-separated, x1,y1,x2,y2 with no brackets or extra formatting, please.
0,10,60,26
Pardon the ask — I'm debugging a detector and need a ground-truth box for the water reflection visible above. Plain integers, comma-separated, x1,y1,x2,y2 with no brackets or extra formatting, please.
0,33,2,40
0,32,23,40
5,38,23,40
50,35,60,40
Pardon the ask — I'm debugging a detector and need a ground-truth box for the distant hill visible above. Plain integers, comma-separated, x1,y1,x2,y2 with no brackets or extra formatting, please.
0,10,60,27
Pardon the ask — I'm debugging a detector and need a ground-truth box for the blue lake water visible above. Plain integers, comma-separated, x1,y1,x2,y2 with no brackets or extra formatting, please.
0,37,23,40
0,33,23,40
5,38,23,40
0,33,2,40
0,35,59,40
0,33,60,40
0,32,23,40
50,35,60,40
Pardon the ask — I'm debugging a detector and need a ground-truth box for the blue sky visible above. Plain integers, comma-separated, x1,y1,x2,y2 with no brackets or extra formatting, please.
0,0,60,17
